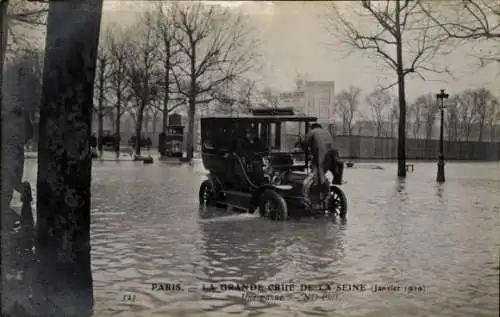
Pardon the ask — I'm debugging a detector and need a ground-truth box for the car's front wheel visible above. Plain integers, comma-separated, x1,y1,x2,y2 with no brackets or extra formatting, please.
327,186,347,219
259,189,288,221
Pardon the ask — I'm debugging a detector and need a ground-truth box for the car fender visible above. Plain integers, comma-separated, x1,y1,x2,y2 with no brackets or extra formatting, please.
250,184,292,206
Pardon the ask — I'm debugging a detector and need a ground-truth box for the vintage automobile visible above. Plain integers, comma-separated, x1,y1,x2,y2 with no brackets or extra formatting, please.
198,107,347,221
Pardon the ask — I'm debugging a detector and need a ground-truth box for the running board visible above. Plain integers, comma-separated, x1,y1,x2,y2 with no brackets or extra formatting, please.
216,201,249,212
222,190,252,210
223,190,252,198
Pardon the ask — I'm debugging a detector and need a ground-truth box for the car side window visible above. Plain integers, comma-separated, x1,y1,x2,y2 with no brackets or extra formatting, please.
219,127,230,151
202,123,214,149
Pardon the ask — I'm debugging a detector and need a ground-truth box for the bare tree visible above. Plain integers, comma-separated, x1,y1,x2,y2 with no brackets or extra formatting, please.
336,86,361,136
125,12,159,156
325,0,450,177
171,2,260,161
105,26,130,150
420,0,499,66
456,89,478,141
152,3,185,136
94,41,112,156
209,78,256,114
413,93,439,142
366,88,392,136
472,88,498,141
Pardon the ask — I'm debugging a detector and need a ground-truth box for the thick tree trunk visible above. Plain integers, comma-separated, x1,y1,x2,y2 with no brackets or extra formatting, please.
134,103,144,155
395,1,406,178
185,41,197,161
35,1,103,316
186,98,196,161
0,0,7,72
162,108,168,134
162,41,171,135
115,99,121,152
0,1,8,119
396,78,407,177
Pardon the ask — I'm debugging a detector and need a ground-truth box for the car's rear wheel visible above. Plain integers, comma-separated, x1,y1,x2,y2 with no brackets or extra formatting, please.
259,190,288,221
327,186,347,219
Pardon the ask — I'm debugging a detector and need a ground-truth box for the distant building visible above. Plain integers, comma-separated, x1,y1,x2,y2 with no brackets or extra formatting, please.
279,91,305,112
279,81,335,125
278,81,335,138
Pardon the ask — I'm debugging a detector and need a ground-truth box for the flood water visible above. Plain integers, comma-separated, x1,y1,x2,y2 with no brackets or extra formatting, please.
19,159,500,317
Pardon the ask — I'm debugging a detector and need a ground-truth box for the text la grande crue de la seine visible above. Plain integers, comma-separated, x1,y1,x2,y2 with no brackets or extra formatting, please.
201,282,425,293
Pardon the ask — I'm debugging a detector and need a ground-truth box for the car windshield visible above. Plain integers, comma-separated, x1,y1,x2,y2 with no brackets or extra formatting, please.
281,121,307,152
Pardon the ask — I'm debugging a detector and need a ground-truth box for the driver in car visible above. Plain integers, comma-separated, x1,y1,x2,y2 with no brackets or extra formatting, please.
235,126,268,185
297,123,338,189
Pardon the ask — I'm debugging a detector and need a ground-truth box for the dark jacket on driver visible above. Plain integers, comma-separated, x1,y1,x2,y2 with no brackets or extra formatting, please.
303,127,335,165
301,126,338,185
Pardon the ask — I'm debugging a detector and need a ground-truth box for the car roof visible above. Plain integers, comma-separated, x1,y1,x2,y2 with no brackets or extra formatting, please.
201,115,317,122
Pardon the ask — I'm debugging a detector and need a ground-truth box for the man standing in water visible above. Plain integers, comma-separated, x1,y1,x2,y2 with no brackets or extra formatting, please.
298,123,338,188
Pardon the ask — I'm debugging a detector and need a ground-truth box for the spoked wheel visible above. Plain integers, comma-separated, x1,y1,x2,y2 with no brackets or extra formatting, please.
327,186,347,219
199,180,216,206
259,190,288,221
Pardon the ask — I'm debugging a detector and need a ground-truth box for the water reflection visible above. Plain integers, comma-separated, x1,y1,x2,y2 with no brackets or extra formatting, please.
435,183,444,199
394,178,408,203
199,210,346,311
197,209,346,308
395,177,406,193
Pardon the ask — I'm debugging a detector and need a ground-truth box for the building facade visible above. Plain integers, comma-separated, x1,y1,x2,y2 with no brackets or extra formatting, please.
278,81,335,140
279,81,335,123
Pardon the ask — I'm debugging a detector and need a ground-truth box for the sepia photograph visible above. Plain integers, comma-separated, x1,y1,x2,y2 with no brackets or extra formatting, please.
1,0,499,316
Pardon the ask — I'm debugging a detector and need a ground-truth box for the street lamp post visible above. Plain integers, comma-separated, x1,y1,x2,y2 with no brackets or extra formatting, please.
436,89,449,183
